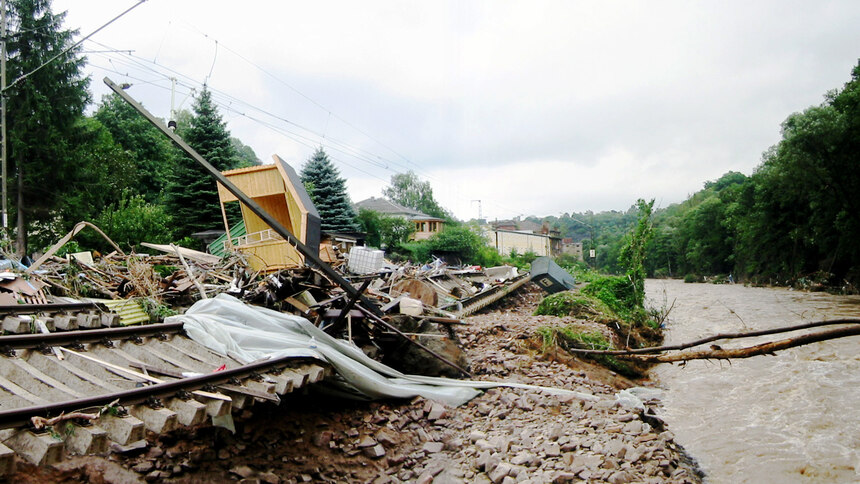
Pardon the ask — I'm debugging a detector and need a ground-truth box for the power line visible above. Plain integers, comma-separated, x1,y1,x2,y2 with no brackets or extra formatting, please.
88,44,405,176
81,28,522,220
174,20,440,182
3,0,147,93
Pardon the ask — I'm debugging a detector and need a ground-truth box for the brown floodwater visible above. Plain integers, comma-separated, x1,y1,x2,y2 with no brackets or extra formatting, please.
646,279,860,484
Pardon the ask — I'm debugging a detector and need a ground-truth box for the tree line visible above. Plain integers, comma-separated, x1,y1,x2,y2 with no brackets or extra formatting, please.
6,1,857,289
1,0,261,257
538,61,860,290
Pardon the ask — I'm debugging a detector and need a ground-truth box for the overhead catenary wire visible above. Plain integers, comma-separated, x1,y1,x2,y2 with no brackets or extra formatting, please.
171,20,440,182
81,28,528,220
2,0,148,93
85,45,403,178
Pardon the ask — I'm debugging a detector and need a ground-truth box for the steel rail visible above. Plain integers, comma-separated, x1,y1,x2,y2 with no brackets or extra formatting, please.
103,77,384,319
0,353,323,428
443,273,532,317
0,322,184,349
0,301,107,315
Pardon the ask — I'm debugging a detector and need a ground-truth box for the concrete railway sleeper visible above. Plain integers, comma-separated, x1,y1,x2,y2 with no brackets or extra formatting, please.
0,303,123,334
0,326,330,475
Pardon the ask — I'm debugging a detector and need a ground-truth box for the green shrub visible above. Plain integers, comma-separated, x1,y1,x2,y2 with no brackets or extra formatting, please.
534,292,615,320
653,268,670,279
580,275,636,317
54,241,83,257
683,273,699,283
475,245,504,267
84,194,173,252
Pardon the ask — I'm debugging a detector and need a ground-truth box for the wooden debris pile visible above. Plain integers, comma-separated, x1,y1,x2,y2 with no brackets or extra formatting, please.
29,249,246,309
4,225,531,378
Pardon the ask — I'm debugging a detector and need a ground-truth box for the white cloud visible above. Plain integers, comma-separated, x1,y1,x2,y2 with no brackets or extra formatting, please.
54,0,860,220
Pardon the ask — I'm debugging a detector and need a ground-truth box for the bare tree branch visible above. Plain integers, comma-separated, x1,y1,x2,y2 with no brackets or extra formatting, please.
561,319,859,355
619,325,860,363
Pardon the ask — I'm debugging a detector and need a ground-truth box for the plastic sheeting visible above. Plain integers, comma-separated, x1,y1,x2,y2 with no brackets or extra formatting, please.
168,294,597,407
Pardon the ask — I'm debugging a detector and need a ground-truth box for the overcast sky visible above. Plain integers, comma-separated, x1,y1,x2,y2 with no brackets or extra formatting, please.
54,0,860,221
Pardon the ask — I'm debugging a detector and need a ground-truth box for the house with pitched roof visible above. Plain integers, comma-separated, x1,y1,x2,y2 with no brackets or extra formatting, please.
354,197,444,240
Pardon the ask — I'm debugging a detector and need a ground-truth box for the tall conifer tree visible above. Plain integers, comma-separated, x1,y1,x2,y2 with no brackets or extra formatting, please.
5,0,89,255
166,86,241,237
300,148,359,232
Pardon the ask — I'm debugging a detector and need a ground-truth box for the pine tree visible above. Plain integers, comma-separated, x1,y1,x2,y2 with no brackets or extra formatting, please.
166,86,241,237
300,148,359,232
5,0,89,254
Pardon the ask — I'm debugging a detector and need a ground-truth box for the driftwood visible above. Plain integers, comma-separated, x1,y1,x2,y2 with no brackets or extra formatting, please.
620,325,860,363
31,411,100,430
562,319,860,356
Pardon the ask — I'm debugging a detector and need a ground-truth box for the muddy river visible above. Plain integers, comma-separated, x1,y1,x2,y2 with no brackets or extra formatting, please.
645,279,859,483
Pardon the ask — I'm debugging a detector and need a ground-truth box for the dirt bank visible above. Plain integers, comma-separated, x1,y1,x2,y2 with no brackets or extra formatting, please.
12,283,701,483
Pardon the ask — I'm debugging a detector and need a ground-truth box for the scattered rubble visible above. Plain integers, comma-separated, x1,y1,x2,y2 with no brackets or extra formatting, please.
8,281,701,483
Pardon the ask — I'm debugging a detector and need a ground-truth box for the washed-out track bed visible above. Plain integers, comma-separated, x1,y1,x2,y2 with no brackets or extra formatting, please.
0,304,329,476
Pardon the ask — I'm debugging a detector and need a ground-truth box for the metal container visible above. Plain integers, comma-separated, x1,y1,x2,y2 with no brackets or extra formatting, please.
529,256,576,293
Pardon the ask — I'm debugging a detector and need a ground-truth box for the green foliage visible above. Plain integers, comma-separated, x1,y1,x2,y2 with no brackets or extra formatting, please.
300,148,360,232
141,298,177,322
166,86,243,238
632,62,860,289
152,265,178,278
580,275,636,318
357,209,413,249
683,273,699,283
230,137,260,168
5,0,90,254
383,171,450,220
425,224,487,264
399,240,432,264
398,224,502,267
54,241,82,257
84,193,173,252
59,118,138,221
94,93,177,203
534,292,616,320
535,326,636,376
618,199,654,309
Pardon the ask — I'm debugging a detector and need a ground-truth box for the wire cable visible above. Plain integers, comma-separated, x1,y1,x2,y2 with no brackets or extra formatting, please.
3,0,148,93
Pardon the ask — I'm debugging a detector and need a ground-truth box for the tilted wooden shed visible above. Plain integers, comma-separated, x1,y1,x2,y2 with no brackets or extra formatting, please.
216,155,320,272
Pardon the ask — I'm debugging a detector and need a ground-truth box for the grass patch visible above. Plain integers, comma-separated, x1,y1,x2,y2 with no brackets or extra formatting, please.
533,292,617,322
536,326,639,377
580,275,636,317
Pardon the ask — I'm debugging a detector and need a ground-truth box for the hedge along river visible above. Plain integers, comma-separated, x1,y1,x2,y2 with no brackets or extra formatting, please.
645,279,859,484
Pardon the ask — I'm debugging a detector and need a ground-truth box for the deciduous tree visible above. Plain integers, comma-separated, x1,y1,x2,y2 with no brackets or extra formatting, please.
383,171,448,220
94,93,177,203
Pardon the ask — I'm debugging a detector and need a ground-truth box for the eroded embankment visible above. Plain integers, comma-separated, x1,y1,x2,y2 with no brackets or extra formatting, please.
11,283,701,483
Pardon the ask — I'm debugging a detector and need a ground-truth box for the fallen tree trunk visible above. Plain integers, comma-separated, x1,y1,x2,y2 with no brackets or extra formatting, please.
561,319,859,356
618,325,860,363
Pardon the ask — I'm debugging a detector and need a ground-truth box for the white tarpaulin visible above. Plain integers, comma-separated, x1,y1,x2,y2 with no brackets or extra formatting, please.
168,294,596,406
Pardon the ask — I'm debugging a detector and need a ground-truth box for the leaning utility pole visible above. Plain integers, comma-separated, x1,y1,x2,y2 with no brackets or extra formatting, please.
104,77,385,318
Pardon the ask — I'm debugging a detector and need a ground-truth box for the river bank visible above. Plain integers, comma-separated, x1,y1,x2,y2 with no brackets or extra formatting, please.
11,282,701,483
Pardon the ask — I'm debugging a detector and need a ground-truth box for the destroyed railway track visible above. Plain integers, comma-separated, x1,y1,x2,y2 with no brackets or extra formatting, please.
447,273,533,318
0,318,330,475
